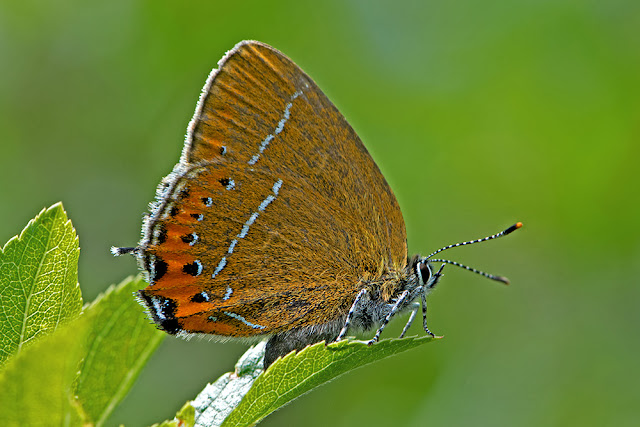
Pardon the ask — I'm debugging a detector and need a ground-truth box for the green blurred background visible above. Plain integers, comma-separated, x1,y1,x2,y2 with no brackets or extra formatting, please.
1,0,639,425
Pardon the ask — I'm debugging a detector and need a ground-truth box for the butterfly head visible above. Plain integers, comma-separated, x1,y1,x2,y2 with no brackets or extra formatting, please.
414,258,443,291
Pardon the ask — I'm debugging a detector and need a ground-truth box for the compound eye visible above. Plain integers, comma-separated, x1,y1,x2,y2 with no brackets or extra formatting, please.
417,260,432,286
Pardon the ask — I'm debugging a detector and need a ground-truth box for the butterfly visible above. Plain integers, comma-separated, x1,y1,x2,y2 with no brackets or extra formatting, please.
113,40,521,368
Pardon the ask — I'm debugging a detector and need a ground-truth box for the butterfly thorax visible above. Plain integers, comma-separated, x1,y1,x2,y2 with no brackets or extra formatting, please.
351,264,420,325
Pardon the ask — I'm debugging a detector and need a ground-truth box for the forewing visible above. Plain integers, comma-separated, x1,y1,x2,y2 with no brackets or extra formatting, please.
138,41,407,337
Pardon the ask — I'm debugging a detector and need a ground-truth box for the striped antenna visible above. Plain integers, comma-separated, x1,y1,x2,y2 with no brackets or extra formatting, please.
425,222,522,260
424,222,522,284
428,258,510,284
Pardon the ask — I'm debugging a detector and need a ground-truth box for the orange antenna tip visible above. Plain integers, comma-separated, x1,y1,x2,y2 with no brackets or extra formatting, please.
503,222,523,235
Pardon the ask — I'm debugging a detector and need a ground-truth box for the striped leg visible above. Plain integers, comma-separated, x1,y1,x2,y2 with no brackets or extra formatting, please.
367,290,410,345
399,302,420,338
420,289,434,337
422,264,445,337
336,288,368,341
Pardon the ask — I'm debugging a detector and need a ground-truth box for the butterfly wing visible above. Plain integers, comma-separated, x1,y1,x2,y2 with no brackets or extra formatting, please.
137,41,407,337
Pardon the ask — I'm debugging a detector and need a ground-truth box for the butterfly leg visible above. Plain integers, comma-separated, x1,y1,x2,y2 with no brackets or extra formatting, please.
336,288,368,341
367,290,410,345
421,264,446,337
399,302,420,338
420,289,435,337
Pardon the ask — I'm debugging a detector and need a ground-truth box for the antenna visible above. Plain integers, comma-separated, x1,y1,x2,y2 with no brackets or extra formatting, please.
425,222,522,260
424,222,522,284
428,258,510,284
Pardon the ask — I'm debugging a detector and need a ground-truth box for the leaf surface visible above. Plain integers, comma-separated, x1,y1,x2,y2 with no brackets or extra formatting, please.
75,275,166,426
224,336,438,426
187,335,439,426
0,317,88,425
0,203,82,365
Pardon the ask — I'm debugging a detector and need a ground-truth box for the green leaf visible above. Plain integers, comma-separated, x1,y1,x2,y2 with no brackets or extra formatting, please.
188,335,439,426
0,316,88,425
224,336,438,426
0,205,167,425
0,203,82,365
0,274,166,426
75,275,166,426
